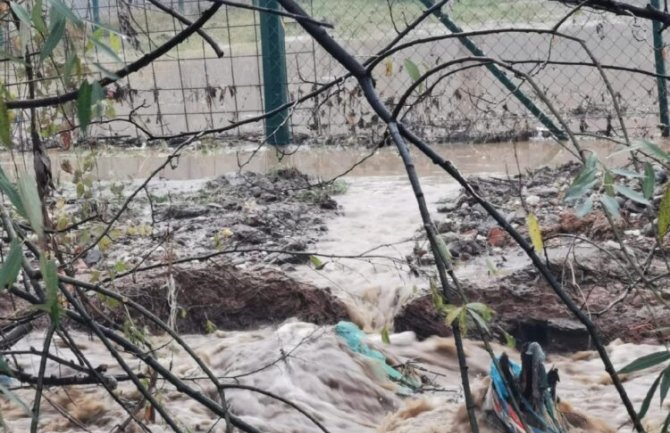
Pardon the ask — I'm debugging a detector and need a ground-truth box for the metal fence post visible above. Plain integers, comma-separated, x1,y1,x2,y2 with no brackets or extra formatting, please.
651,0,670,137
91,0,100,24
417,0,567,140
256,0,291,145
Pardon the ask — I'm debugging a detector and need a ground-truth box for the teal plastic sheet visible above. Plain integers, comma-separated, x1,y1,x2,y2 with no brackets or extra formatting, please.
335,321,420,394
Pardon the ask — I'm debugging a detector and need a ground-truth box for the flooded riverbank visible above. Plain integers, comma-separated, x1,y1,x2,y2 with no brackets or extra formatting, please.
1,139,668,432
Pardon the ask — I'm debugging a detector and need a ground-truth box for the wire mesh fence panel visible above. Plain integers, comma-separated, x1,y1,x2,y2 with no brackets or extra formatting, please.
0,0,666,146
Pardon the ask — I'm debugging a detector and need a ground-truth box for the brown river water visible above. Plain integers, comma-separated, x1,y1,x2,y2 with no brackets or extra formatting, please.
1,140,668,433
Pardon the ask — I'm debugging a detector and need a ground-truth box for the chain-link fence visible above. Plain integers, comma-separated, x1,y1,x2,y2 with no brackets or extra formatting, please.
0,0,666,145
295,0,666,142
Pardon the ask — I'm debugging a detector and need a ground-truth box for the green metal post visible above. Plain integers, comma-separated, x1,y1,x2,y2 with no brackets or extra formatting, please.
91,0,100,24
418,0,567,140
651,0,670,136
256,0,291,145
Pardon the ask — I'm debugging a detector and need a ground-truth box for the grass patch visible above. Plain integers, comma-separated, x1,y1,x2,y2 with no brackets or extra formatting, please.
95,0,561,58
296,179,348,204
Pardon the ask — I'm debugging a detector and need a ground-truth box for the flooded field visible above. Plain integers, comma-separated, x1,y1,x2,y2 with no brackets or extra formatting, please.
1,138,621,181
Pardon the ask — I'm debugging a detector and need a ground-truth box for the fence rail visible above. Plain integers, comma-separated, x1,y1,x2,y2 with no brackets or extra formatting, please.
1,0,667,146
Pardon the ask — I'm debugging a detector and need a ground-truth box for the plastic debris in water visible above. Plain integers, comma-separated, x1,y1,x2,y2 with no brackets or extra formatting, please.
335,321,420,395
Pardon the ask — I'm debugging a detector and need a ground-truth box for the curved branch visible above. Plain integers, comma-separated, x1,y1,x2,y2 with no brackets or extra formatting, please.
147,0,224,57
207,0,333,28
554,0,670,26
6,4,222,110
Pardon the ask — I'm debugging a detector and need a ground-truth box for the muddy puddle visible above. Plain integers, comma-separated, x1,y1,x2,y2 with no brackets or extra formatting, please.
2,139,669,433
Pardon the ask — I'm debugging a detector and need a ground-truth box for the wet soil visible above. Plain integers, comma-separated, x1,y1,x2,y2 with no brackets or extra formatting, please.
400,161,670,352
76,167,343,273
430,161,648,259
96,263,349,333
397,258,670,352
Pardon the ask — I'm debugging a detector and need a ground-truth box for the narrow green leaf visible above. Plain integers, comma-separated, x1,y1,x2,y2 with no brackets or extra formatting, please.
458,308,467,334
527,213,544,253
39,256,61,325
468,309,490,334
17,173,43,239
640,140,670,161
611,168,644,179
660,366,670,406
430,278,443,309
445,305,463,326
0,167,26,217
13,2,35,52
109,32,122,54
77,80,92,133
90,26,105,41
603,170,615,196
502,329,516,349
0,90,11,148
576,196,593,217
566,155,598,201
599,195,620,219
48,0,82,27
609,144,643,158
0,240,23,291
309,255,326,270
40,16,66,61
9,2,32,27
204,319,216,334
565,177,598,201
435,235,452,267
31,0,47,34
618,351,670,374
467,302,494,321
92,37,123,63
381,326,390,344
639,372,661,419
404,59,421,82
614,184,651,206
643,163,655,199
658,184,670,239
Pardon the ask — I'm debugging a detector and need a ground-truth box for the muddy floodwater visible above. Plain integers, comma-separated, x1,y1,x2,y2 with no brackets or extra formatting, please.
2,138,623,181
2,139,668,433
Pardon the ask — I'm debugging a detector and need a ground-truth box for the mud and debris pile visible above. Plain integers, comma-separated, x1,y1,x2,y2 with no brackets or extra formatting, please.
154,168,341,265
82,168,344,273
400,161,670,350
428,161,668,262
399,251,670,351
98,263,349,333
